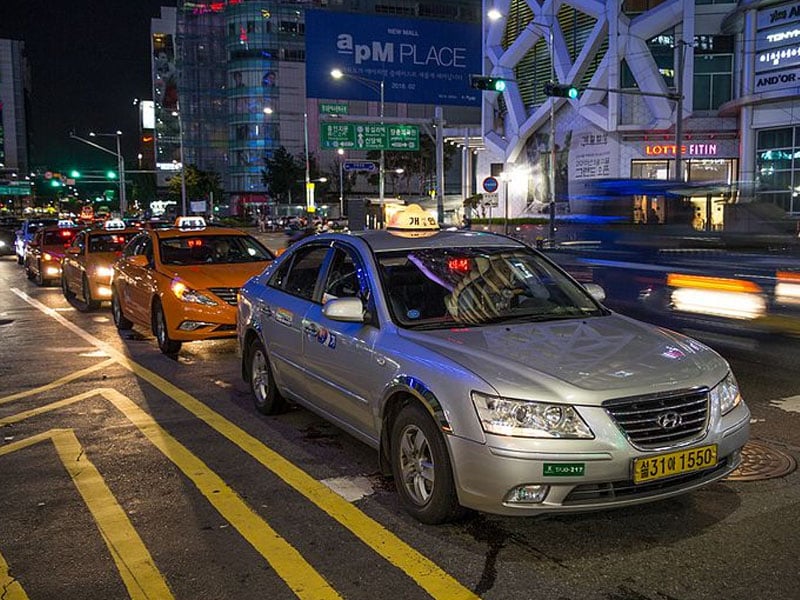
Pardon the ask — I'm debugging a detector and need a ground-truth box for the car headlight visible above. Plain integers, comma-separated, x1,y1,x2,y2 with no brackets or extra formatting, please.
170,280,218,305
471,391,594,438
43,252,53,261
95,266,114,278
709,371,741,415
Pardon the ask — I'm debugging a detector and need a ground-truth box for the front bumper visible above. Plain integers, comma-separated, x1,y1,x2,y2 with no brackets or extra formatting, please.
446,403,750,516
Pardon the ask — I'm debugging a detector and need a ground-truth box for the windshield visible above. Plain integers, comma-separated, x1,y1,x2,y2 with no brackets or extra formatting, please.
42,229,78,246
377,246,606,329
89,232,139,253
159,234,273,265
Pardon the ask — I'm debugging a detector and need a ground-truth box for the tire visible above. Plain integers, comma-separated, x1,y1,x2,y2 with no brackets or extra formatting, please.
152,299,181,355
247,338,285,415
34,261,45,286
390,402,465,525
24,260,34,280
111,288,132,330
81,276,100,311
61,272,75,300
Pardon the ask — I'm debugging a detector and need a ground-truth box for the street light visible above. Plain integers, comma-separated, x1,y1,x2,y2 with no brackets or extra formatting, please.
70,130,127,215
330,68,385,206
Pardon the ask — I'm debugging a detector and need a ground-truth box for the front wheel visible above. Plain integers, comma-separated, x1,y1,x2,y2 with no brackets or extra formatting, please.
34,261,45,286
111,288,132,330
390,402,465,525
152,299,181,355
247,338,285,415
61,272,75,300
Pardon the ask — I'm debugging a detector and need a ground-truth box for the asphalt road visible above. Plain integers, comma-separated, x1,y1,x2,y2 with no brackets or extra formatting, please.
1,249,800,600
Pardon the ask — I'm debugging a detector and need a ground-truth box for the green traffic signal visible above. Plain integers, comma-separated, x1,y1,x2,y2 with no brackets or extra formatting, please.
543,82,581,99
69,170,81,178
470,75,509,93
50,179,62,188
106,170,118,179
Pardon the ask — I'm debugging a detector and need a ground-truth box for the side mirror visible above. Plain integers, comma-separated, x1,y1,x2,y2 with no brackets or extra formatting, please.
583,282,606,303
322,297,364,322
127,254,150,268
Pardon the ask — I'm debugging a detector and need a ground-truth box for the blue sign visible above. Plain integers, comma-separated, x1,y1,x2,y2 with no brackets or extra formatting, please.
344,161,377,172
482,177,499,193
305,10,482,107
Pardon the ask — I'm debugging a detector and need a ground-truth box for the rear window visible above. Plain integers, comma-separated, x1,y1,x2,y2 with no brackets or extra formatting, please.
42,229,78,245
89,232,138,253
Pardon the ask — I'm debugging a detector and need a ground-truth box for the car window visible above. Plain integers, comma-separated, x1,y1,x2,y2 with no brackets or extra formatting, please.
71,231,86,252
377,246,605,328
89,232,138,253
269,245,329,301
123,233,149,258
159,235,273,265
322,246,369,304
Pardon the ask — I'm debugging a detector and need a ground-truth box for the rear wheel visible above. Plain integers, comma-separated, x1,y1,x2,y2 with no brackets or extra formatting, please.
81,275,100,311
247,338,285,415
61,272,75,300
390,402,465,524
111,288,132,330
152,300,181,355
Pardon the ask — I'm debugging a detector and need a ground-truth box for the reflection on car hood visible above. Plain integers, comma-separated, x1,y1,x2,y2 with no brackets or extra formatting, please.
401,314,728,401
161,262,271,288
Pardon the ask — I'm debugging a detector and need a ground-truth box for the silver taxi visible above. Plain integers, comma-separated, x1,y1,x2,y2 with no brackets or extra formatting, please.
237,213,749,524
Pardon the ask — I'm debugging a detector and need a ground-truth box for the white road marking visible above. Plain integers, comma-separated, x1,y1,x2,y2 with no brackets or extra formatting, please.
770,395,800,413
320,476,375,502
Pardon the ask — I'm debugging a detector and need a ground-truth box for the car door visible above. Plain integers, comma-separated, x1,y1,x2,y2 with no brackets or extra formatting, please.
258,243,330,402
63,231,86,292
116,234,157,326
301,242,383,437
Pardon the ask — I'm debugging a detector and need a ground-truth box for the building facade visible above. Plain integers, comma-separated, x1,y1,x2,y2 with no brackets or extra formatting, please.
0,38,30,177
478,0,796,232
153,0,480,216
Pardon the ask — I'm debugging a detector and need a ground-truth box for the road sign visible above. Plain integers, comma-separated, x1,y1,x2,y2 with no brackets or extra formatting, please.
343,161,377,173
320,102,348,115
482,176,499,193
481,192,499,207
321,122,419,151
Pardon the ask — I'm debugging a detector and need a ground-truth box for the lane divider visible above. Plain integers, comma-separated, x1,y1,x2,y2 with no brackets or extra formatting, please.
9,288,479,600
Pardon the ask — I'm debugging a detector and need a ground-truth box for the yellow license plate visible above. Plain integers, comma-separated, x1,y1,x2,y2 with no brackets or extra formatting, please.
633,444,718,484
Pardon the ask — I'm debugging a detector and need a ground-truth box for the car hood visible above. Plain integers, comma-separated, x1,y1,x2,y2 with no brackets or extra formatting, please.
399,314,728,402
160,262,271,288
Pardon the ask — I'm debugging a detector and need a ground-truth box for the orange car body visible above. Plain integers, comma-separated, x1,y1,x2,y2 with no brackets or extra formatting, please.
61,227,142,307
110,224,274,353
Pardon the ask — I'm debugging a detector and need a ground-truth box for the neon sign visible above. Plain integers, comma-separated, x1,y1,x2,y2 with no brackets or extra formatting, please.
644,143,719,157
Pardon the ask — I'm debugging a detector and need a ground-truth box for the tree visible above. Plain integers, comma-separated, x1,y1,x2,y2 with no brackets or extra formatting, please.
167,165,223,206
364,135,456,196
262,146,304,204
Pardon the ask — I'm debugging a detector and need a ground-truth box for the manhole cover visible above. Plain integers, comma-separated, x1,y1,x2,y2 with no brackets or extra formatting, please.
726,440,797,481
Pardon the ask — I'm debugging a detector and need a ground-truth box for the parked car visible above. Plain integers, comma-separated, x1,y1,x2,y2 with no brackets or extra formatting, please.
61,222,142,310
0,217,20,256
111,217,274,354
24,224,79,285
14,217,60,264
237,206,750,524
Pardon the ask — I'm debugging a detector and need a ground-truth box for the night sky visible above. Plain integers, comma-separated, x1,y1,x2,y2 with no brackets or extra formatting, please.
1,0,169,172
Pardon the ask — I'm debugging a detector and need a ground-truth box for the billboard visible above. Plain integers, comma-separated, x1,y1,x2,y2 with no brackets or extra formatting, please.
305,10,481,107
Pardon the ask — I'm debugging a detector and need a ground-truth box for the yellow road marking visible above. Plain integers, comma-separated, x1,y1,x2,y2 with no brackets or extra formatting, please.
0,549,29,600
1,390,341,600
0,358,116,405
0,429,173,600
10,288,480,600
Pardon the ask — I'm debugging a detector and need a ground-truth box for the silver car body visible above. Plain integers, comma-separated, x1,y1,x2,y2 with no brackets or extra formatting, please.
238,230,749,517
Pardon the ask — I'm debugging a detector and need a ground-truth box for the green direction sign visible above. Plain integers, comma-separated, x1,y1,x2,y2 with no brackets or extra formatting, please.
0,184,33,196
320,102,348,115
321,122,419,151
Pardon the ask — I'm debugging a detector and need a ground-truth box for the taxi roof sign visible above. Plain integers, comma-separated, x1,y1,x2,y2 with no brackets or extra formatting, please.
175,216,206,229
104,218,126,230
386,204,439,238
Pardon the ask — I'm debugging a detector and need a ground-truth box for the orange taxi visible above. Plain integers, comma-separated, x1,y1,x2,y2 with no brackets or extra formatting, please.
110,217,275,354
24,224,79,286
61,219,142,310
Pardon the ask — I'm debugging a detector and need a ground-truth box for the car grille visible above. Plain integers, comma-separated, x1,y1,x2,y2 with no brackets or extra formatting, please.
603,388,709,450
209,287,239,306
562,453,737,506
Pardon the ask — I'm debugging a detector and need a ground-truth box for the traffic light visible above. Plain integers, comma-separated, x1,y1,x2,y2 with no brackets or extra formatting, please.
69,170,81,178
543,82,580,99
470,75,508,92
106,170,118,180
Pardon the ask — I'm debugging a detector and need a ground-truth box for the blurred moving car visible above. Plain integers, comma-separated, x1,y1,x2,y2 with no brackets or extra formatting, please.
61,222,142,310
24,224,79,286
111,217,274,354
0,217,20,256
14,217,60,264
237,205,750,524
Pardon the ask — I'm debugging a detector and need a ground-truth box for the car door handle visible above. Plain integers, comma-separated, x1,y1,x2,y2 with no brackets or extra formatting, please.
303,322,318,336
257,303,273,317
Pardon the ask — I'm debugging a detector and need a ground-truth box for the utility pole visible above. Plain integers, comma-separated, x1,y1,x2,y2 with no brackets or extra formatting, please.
674,39,686,182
